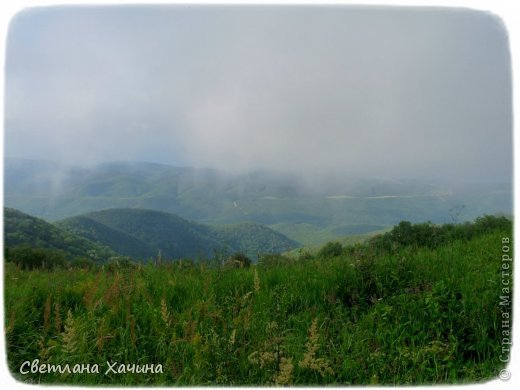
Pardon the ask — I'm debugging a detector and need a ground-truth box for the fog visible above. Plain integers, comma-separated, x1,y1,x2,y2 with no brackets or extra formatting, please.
4,6,513,182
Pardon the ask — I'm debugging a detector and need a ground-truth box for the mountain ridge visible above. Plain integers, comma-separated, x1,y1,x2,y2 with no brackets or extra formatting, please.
4,158,512,246
3,207,117,262
5,206,300,261
56,208,301,260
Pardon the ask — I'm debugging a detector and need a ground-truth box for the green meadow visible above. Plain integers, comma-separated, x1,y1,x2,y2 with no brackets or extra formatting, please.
4,216,512,385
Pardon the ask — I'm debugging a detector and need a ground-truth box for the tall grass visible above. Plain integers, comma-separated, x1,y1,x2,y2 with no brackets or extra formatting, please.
4,227,511,385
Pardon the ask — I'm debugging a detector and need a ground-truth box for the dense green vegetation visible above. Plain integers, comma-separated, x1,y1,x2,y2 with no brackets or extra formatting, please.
4,208,116,263
4,207,298,263
5,158,512,246
4,216,512,385
56,208,299,260
55,215,154,259
369,215,512,251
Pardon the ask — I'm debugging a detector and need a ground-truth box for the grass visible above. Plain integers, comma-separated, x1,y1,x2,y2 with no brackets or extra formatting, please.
4,226,512,385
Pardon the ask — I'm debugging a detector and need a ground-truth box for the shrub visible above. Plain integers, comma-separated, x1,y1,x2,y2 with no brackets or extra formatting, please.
224,252,252,268
368,215,512,252
70,257,96,270
317,242,343,258
474,215,511,233
258,253,292,267
7,246,67,270
106,256,137,272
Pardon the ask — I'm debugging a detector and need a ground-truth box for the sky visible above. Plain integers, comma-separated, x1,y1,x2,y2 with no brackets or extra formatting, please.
4,5,513,181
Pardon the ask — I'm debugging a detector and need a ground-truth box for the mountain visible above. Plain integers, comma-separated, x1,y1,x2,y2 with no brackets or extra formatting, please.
202,222,301,258
4,158,513,246
53,215,153,259
56,208,300,260
4,207,116,261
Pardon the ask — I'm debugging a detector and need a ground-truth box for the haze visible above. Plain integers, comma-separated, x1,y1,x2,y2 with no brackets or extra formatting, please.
4,6,512,182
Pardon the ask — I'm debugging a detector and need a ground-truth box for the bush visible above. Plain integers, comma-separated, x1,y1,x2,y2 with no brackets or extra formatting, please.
258,253,292,267
71,257,96,270
297,249,314,261
368,215,512,252
106,256,137,272
224,252,252,268
7,246,67,270
317,241,343,258
474,215,511,233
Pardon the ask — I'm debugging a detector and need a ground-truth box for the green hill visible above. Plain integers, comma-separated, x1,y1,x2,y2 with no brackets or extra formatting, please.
55,215,154,259
203,222,301,257
56,208,300,260
3,207,116,262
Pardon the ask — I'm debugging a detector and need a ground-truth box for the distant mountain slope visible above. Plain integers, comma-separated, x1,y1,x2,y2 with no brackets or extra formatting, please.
4,208,116,261
203,222,300,257
56,208,300,260
4,158,513,247
284,227,392,257
71,208,224,260
56,215,154,259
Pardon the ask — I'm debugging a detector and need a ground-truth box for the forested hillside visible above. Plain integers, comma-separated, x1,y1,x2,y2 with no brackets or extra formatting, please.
4,208,116,264
5,207,299,262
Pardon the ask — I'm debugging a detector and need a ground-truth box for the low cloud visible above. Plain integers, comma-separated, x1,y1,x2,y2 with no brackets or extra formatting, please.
4,6,512,181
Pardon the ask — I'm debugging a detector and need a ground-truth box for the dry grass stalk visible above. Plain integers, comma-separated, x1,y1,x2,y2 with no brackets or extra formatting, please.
298,318,334,377
248,351,276,368
62,309,78,354
103,272,120,306
254,268,260,293
229,329,236,347
161,297,171,328
274,357,294,385
43,296,51,332
6,310,16,334
130,315,137,347
54,303,62,333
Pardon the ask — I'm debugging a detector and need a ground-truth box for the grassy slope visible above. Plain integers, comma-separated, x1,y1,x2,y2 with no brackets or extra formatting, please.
4,227,510,385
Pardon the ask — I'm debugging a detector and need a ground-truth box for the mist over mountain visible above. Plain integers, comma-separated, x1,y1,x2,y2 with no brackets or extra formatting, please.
4,158,512,246
3,7,513,248
5,7,512,183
